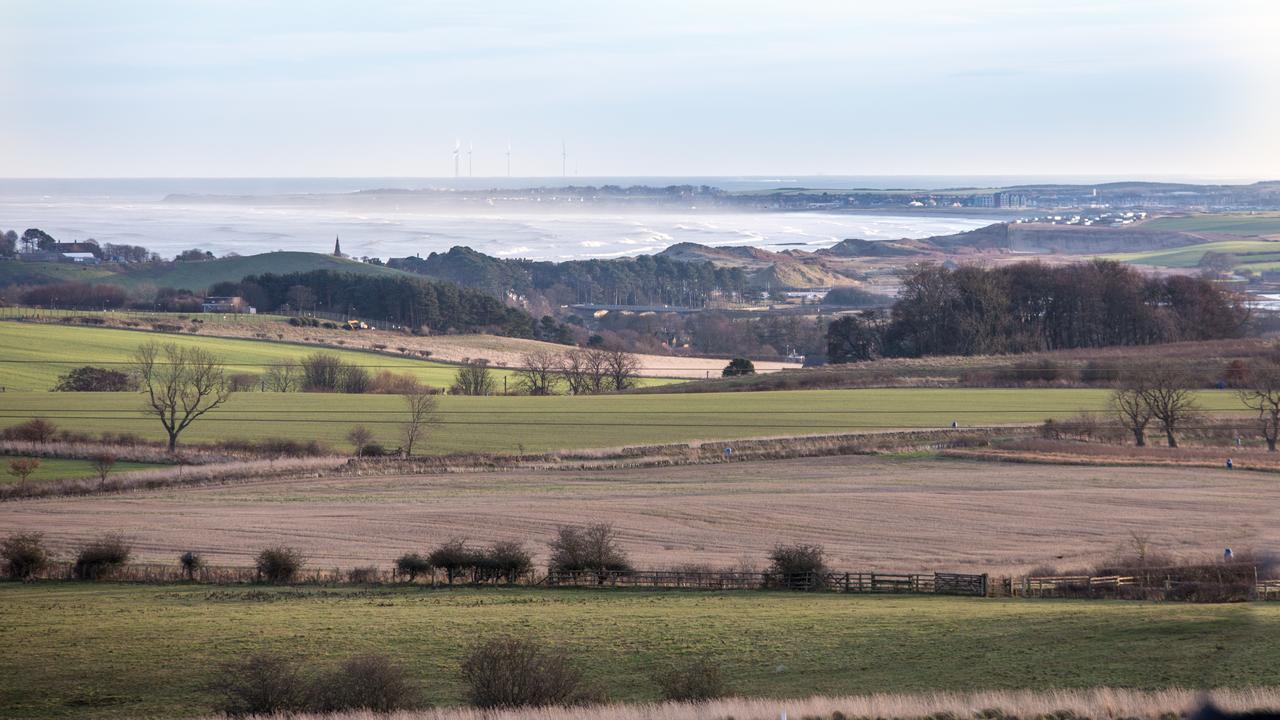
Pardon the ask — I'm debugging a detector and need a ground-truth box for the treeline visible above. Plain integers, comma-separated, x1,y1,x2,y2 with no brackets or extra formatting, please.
828,261,1249,361
214,270,536,336
389,246,751,308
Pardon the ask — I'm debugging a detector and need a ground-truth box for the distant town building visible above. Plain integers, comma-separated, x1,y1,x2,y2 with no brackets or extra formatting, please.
60,252,100,264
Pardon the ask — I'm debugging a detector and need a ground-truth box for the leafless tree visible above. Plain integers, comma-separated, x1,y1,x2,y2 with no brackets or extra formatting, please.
347,426,374,457
559,348,609,395
133,342,234,451
1139,362,1199,448
452,358,495,396
515,349,561,396
1110,372,1154,447
1238,358,1280,451
6,458,39,486
602,348,641,391
264,362,301,392
401,386,439,456
91,453,117,488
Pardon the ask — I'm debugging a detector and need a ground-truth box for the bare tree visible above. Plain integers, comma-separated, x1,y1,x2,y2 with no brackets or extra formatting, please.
602,348,641,391
6,458,39,486
1139,362,1199,448
515,349,561,396
264,362,301,392
560,348,610,395
1238,358,1280,451
401,386,439,457
1111,372,1154,447
451,358,495,396
347,426,374,457
91,453,117,488
133,342,234,451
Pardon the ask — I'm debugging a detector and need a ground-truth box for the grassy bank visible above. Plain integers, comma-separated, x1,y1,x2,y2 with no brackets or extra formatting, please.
0,387,1250,454
1,584,1274,719
0,456,163,486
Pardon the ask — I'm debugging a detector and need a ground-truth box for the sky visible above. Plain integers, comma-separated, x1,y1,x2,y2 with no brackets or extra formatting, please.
2,0,1278,179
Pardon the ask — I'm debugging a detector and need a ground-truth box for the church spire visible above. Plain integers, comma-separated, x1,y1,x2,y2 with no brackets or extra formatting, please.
333,235,342,257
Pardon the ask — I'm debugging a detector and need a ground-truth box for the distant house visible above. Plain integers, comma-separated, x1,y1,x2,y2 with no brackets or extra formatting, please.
61,252,101,264
51,242,100,255
201,296,254,314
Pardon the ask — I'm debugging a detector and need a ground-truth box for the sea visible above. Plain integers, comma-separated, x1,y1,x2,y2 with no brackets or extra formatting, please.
0,176,1063,261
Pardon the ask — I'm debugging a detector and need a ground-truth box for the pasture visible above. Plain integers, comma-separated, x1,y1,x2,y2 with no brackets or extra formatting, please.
1105,240,1280,268
1139,213,1280,236
0,456,163,486
0,387,1251,454
4,456,1272,573
1,582,1273,719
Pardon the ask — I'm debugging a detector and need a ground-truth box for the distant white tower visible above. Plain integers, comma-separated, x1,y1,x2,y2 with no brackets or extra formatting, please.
452,139,460,178
561,140,567,177
506,141,512,177
468,142,474,177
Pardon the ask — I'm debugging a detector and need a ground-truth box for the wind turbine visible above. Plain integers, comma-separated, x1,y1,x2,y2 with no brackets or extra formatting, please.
561,140,567,178
452,139,460,178
506,141,512,177
468,142,474,177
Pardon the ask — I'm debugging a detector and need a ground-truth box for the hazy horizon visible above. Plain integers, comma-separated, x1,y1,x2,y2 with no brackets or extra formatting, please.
3,1,1277,179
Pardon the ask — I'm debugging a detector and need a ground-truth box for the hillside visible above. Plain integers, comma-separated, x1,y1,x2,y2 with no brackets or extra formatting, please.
913,222,1209,254
0,252,407,291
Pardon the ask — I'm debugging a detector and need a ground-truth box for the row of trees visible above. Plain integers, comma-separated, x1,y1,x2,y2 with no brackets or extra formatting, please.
828,261,1249,362
452,348,642,396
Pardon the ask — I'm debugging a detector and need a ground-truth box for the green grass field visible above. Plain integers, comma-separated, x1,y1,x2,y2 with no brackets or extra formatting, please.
1105,240,1280,268
1,584,1273,719
0,387,1250,454
0,252,407,291
0,456,163,486
1139,214,1280,236
0,322,508,391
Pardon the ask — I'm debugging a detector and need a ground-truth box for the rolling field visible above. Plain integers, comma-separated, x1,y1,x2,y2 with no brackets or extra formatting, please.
1139,214,1280,236
0,322,512,391
1105,240,1280,268
1,583,1274,719
0,456,163,486
0,387,1250,453
4,456,1273,573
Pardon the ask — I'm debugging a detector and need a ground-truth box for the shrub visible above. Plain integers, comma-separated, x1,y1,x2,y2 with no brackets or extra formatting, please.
460,636,587,708
346,565,380,583
211,652,307,717
72,533,132,580
256,546,303,583
340,365,372,394
2,532,49,580
6,458,40,485
722,358,755,377
547,523,631,576
369,370,424,394
310,654,421,712
52,366,137,391
396,552,432,581
427,539,474,584
478,540,534,583
1080,360,1120,384
654,656,726,702
227,372,260,392
179,551,205,580
1,418,59,443
768,543,827,590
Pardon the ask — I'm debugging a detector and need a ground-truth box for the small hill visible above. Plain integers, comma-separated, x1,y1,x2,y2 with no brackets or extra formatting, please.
657,242,781,266
0,252,407,291
919,223,1207,254
822,238,920,258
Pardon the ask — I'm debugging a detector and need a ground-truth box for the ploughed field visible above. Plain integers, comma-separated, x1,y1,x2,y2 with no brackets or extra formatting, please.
5,456,1274,574
2,583,1275,720
0,388,1250,454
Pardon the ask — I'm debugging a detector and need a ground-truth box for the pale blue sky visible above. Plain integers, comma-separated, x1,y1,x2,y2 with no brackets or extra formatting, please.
2,0,1277,178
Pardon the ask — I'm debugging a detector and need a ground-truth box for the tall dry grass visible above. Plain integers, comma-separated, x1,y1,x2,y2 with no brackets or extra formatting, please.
193,687,1280,720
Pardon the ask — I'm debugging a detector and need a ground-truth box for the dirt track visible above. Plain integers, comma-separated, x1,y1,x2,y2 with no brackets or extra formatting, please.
4,455,1274,574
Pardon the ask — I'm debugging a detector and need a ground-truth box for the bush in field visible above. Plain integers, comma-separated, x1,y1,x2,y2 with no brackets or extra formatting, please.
2,532,49,581
211,652,308,717
255,546,304,583
722,358,755,377
72,533,131,580
1081,360,1120,384
52,366,137,392
6,458,40,485
180,551,205,580
0,418,59,443
396,552,432,581
768,543,827,589
346,566,380,583
477,540,534,583
310,654,421,712
547,523,631,575
654,656,727,702
460,636,588,708
427,539,474,584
